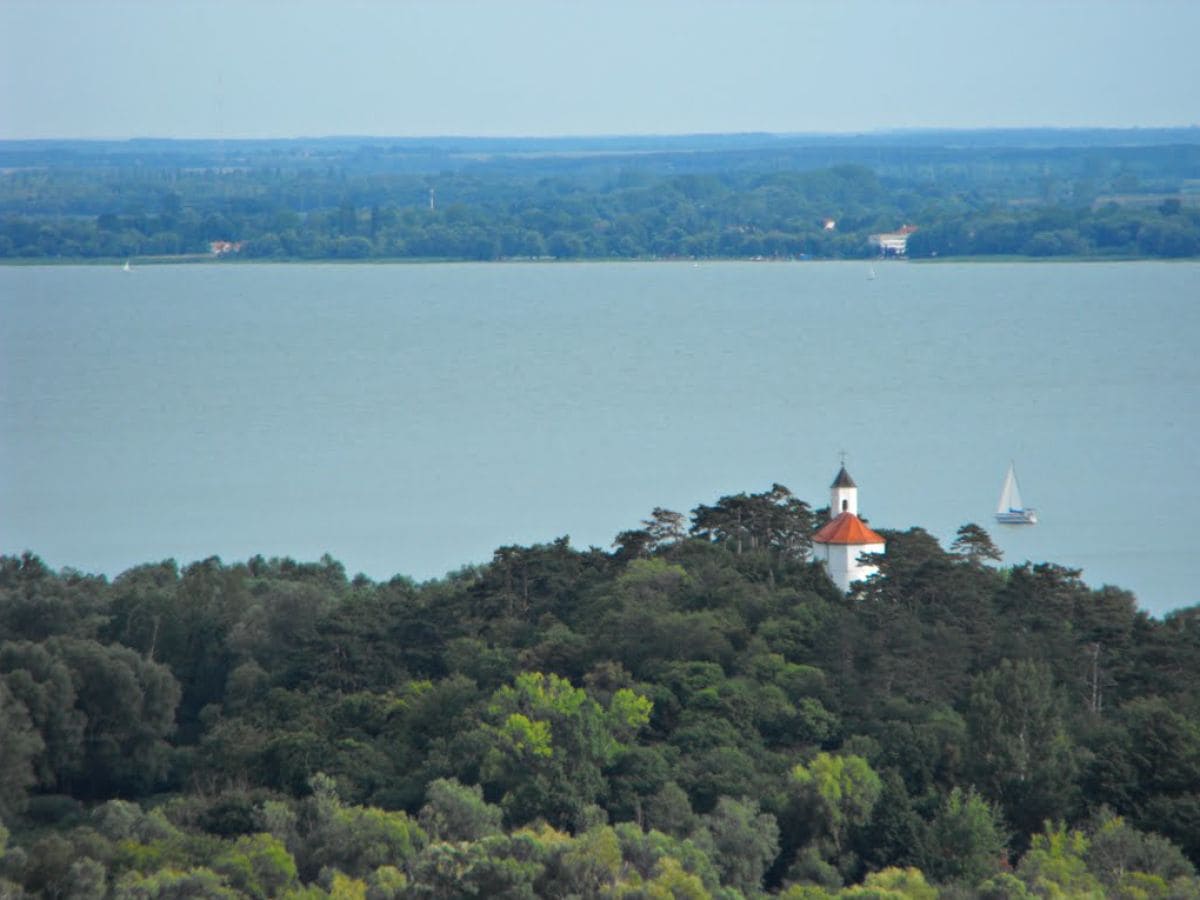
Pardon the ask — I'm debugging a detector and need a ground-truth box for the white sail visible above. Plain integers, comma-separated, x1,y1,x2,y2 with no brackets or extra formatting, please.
997,463,1022,513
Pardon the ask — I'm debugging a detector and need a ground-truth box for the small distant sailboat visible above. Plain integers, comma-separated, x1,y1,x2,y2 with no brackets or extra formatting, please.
122,260,132,272
867,265,877,280
995,462,1037,525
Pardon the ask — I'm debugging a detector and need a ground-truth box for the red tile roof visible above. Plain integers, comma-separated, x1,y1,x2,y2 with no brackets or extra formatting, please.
812,512,885,545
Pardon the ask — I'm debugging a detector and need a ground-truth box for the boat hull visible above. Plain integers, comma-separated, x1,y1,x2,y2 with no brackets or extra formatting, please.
995,510,1038,525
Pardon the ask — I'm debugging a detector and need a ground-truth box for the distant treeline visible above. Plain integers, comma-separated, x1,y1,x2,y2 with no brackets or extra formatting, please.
2,132,1199,261
2,481,1200,897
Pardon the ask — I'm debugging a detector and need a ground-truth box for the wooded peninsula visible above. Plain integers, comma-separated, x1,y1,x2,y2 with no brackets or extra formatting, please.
2,484,1198,897
3,129,1199,262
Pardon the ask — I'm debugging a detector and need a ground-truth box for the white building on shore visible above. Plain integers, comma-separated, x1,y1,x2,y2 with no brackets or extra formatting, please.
869,225,918,256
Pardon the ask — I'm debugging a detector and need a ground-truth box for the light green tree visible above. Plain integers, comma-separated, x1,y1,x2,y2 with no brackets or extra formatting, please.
364,865,407,899
792,753,883,855
611,821,724,895
112,866,240,899
478,671,651,826
1084,810,1198,895
696,796,780,896
841,866,938,899
405,831,546,898
643,854,710,899
559,825,624,896
417,778,503,843
1015,823,1105,899
301,774,426,881
212,833,299,899
920,787,1008,886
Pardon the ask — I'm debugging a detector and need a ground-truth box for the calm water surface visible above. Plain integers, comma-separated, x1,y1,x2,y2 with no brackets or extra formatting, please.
2,261,1197,616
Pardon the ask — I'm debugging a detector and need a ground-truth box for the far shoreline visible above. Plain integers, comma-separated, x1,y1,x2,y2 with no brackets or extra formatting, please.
1,253,1190,267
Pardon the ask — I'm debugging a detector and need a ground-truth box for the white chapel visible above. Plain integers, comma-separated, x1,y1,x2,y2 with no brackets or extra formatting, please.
811,465,886,592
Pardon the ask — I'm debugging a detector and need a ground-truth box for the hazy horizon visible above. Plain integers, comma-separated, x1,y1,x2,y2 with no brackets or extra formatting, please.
5,125,1200,145
3,0,1198,142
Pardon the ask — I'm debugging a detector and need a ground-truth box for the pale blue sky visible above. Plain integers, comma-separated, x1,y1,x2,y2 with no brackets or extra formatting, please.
2,0,1197,140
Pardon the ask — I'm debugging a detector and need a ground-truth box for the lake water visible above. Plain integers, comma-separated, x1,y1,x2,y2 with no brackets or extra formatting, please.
2,261,1197,617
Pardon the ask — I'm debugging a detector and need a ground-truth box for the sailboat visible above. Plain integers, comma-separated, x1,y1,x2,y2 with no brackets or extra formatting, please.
122,260,132,272
995,462,1037,525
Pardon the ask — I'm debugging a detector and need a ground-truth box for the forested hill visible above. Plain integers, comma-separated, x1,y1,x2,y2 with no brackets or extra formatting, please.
2,484,1200,897
3,128,1200,261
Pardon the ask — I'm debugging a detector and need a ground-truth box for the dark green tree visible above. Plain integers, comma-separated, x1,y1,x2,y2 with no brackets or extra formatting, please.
965,660,1079,841
48,637,182,797
0,680,42,822
951,523,1003,564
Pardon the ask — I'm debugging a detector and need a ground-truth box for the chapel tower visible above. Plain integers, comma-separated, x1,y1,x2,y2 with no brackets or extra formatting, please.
811,465,886,593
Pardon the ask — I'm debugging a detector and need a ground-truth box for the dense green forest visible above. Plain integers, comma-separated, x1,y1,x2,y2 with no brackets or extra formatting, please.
3,482,1199,898
2,130,1200,262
